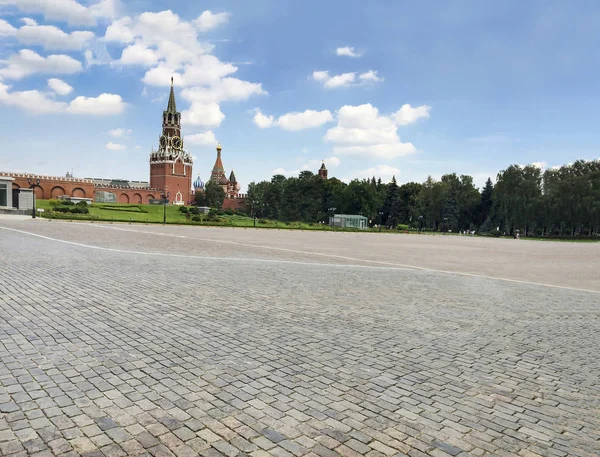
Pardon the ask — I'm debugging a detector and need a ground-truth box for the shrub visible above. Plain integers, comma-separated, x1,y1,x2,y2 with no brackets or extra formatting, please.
206,212,216,220
76,201,88,207
259,219,267,224
215,209,225,216
70,206,89,214
189,206,200,215
48,199,60,207
179,206,188,213
224,209,234,216
61,200,75,206
396,224,409,231
191,215,202,222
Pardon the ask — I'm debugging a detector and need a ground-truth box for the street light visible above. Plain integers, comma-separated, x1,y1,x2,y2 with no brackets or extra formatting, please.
378,211,384,232
252,200,257,227
161,191,170,224
418,215,424,233
443,217,448,235
28,178,40,219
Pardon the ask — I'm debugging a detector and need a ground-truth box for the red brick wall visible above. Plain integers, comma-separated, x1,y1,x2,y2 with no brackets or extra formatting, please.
6,173,95,200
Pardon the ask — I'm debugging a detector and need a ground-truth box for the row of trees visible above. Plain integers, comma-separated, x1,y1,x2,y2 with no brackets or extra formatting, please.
238,159,600,237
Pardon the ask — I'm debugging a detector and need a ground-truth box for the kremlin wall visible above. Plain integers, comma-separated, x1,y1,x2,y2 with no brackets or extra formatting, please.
1,80,247,211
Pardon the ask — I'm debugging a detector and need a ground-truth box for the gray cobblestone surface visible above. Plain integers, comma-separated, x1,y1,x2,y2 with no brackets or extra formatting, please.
1,219,599,457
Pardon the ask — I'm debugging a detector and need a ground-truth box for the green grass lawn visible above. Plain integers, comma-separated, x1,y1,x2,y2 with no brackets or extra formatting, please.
35,200,356,231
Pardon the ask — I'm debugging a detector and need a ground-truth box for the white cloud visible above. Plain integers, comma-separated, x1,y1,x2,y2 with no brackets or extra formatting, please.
277,110,333,131
359,70,383,83
106,10,211,67
531,161,547,169
253,110,274,129
105,142,126,150
312,70,382,88
180,77,266,103
102,9,263,130
312,71,356,89
2,0,117,26
47,78,73,95
344,165,400,183
186,130,217,146
336,46,361,58
104,16,135,42
181,102,224,127
0,49,83,79
14,24,94,50
0,19,16,35
118,42,158,66
21,18,36,26
312,71,329,82
254,109,333,131
0,82,67,114
393,104,431,126
67,93,127,115
324,104,419,159
0,83,126,116
193,10,231,31
108,128,132,137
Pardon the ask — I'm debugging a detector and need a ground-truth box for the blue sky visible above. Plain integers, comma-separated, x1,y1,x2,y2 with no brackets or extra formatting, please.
1,0,599,191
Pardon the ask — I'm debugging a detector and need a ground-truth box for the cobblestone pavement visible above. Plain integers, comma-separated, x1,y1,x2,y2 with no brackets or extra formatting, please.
1,220,599,457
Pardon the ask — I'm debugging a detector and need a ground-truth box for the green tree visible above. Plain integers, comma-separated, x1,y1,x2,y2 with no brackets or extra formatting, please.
194,190,206,206
204,180,225,209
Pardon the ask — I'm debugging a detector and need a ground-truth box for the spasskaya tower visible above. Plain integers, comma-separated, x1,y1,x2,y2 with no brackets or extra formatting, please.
149,78,193,205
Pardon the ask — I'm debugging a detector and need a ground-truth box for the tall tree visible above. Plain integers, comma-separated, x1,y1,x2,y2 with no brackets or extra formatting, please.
204,180,226,209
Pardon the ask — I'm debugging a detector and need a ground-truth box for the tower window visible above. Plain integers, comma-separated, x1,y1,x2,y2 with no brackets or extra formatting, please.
168,114,172,122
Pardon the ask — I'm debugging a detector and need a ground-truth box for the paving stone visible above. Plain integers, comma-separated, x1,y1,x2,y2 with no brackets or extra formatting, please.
1,221,599,457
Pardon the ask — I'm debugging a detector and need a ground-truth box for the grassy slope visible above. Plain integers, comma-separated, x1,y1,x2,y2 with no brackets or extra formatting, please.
35,201,600,239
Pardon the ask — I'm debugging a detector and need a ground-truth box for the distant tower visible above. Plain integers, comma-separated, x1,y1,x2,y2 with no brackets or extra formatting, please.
211,143,226,183
149,78,193,205
318,160,328,180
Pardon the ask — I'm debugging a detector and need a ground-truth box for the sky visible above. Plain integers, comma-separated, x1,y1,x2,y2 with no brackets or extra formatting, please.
1,0,600,192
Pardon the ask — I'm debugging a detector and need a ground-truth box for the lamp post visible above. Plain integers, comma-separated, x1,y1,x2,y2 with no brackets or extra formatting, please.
162,192,170,224
28,178,40,219
443,217,448,235
418,215,424,233
252,200,257,227
378,211,384,232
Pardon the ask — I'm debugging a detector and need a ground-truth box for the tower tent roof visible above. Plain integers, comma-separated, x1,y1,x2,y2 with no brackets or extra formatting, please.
212,144,224,174
166,77,177,113
229,169,237,183
320,161,327,170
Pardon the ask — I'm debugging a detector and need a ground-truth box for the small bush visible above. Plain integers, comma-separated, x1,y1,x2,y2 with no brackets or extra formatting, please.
61,200,75,206
76,201,88,207
396,224,409,231
259,219,268,224
179,206,188,213
189,206,200,215
54,206,70,213
206,212,216,220
70,206,89,214
191,215,202,222
224,209,234,216
48,199,60,207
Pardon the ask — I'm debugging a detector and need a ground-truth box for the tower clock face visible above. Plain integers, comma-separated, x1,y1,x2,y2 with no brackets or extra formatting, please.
172,136,182,150
159,135,168,149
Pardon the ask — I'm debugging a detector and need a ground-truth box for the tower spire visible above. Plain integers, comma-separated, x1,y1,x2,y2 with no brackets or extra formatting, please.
167,77,177,113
